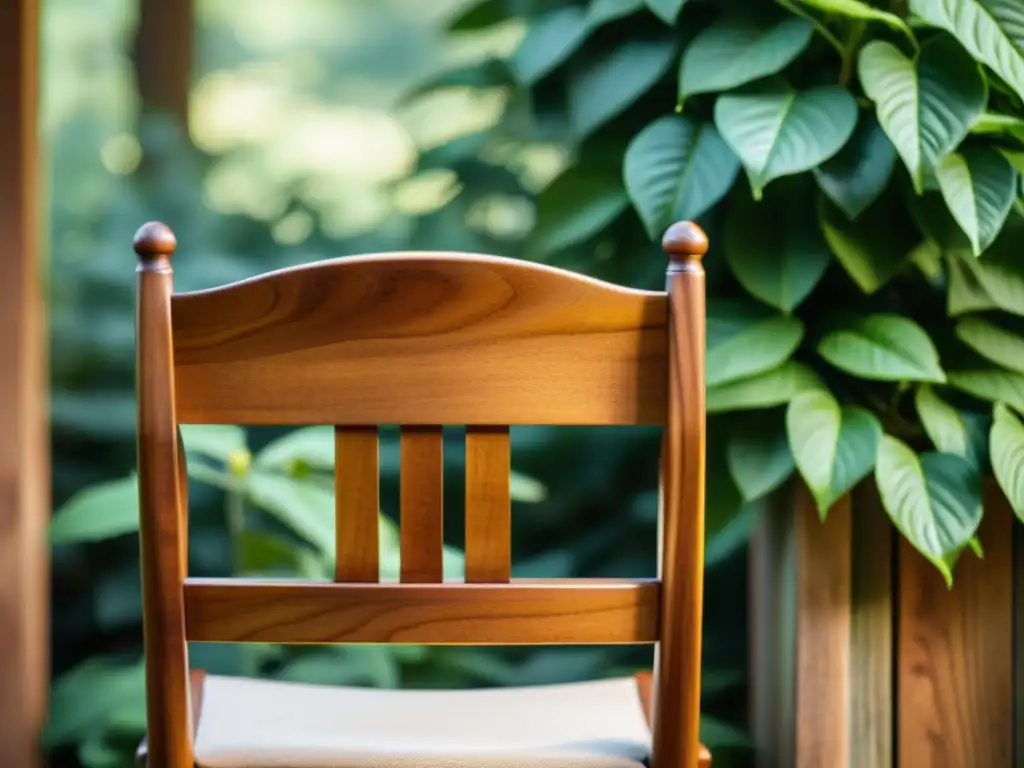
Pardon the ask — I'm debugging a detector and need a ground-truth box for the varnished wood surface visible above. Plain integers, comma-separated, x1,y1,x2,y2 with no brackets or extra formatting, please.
334,426,379,582
171,253,669,425
400,426,444,583
898,483,1014,768
849,484,893,768
748,489,797,768
465,425,511,583
795,486,851,768
135,225,194,768
634,673,712,767
1016,519,1024,768
0,3,45,765
650,244,706,768
183,579,661,645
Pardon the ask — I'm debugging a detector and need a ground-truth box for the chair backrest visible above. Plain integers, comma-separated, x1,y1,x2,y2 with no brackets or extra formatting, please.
133,219,708,768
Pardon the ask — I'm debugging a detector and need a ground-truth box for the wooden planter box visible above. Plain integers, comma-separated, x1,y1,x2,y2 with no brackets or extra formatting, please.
748,482,1021,767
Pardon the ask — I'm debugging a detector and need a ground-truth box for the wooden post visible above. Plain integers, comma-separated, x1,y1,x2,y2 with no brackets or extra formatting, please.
133,0,194,127
0,0,46,765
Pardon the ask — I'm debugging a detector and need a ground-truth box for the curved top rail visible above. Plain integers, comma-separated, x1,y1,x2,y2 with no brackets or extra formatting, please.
171,252,669,426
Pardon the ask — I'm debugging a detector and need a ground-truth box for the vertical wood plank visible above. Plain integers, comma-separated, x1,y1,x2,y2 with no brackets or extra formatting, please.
898,483,1014,768
749,490,797,768
849,484,893,768
465,426,511,583
795,485,851,768
1016,513,1024,768
134,0,194,127
400,426,444,583
0,1,45,765
334,426,379,583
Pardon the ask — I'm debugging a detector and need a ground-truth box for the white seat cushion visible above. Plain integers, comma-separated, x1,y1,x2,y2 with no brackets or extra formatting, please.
191,674,651,768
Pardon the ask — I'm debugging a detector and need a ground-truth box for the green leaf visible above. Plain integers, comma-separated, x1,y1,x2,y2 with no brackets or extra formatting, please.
706,311,804,387
510,471,548,503
935,146,1018,256
817,194,911,294
645,0,686,24
569,38,677,138
588,0,644,25
707,361,823,413
948,369,1024,411
786,390,882,517
858,37,987,193
723,184,833,312
818,314,946,383
973,112,1024,141
511,7,590,85
678,17,812,99
50,475,139,545
256,426,334,472
533,164,629,256
813,113,897,220
715,85,858,199
727,413,796,501
623,116,739,239
246,470,336,557
701,715,754,749
947,254,1000,314
915,385,971,457
910,0,1024,102
447,0,502,32
875,436,983,586
180,425,248,463
991,402,1024,521
955,317,1024,374
43,658,145,748
792,0,914,39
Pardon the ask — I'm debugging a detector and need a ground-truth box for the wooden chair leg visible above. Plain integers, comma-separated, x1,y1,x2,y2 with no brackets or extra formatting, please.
635,672,711,767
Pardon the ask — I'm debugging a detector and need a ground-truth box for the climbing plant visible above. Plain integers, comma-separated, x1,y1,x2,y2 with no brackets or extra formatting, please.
411,0,1024,584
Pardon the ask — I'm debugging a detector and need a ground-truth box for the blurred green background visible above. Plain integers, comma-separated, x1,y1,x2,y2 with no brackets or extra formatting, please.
45,2,751,767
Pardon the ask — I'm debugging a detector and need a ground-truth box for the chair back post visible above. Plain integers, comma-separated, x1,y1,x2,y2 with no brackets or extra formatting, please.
134,222,193,768
651,221,708,767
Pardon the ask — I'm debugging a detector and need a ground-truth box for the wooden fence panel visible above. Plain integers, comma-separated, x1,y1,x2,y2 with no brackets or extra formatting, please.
897,485,1014,768
750,482,1015,767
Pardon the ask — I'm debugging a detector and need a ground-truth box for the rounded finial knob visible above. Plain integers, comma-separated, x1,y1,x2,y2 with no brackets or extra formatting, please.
661,221,708,264
133,221,177,262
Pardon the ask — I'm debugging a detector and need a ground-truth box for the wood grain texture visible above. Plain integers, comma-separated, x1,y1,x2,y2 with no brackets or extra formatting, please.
634,673,711,767
849,484,893,768
1016,517,1024,768
334,426,379,583
0,3,45,764
183,579,660,645
795,487,851,768
650,248,707,768
135,226,194,768
465,425,511,583
898,483,1014,768
748,490,797,768
400,426,444,583
171,254,669,425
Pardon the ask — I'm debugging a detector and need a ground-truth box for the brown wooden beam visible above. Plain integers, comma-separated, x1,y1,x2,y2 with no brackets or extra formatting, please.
134,0,194,126
0,0,46,766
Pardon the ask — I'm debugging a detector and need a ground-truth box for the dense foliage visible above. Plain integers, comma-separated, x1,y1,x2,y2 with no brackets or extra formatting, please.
422,0,1024,585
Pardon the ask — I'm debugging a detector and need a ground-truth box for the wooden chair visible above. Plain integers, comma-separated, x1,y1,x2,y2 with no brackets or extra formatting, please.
132,219,711,768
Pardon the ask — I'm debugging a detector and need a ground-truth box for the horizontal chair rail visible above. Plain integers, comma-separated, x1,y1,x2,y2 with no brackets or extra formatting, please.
183,578,660,645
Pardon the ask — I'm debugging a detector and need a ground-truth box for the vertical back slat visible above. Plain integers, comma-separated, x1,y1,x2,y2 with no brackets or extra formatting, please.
465,425,511,583
400,425,444,583
334,426,379,582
